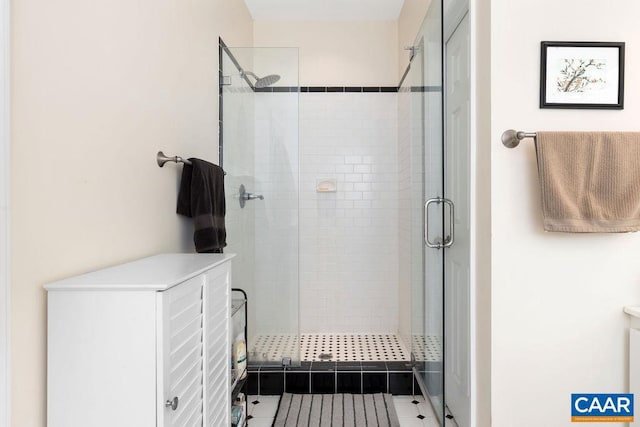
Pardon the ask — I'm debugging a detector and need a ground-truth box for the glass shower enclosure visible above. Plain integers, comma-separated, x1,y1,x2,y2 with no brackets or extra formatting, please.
219,40,300,366
405,0,447,424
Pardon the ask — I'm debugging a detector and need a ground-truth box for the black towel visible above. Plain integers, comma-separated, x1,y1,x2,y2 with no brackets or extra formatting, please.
177,158,226,253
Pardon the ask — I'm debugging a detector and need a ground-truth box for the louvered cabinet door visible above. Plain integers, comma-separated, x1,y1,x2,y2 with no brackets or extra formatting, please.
157,275,205,427
204,262,231,427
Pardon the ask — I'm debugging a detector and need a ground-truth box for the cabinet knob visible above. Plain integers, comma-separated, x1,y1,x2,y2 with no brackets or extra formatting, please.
165,396,179,411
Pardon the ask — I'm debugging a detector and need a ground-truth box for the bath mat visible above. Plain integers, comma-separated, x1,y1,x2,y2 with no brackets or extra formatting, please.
272,393,400,426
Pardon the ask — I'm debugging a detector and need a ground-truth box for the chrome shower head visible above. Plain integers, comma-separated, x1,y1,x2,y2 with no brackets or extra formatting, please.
242,70,281,88
255,74,281,88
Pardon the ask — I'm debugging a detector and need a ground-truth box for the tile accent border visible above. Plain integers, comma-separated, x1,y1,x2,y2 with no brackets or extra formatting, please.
247,361,424,396
299,86,399,93
254,85,441,94
254,86,401,93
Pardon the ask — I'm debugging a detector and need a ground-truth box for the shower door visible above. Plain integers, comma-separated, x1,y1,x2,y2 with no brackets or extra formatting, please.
407,0,447,424
219,42,300,366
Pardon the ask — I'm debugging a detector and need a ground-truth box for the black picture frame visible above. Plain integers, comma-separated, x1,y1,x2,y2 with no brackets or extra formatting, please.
540,41,625,109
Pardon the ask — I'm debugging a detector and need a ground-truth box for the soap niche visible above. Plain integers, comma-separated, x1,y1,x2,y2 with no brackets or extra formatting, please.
316,178,337,193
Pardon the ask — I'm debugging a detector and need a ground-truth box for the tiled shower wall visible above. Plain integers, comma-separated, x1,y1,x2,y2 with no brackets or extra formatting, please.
396,86,412,349
254,92,299,337
299,92,399,334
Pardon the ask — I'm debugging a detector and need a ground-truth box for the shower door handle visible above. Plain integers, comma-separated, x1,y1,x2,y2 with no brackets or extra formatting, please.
424,197,455,249
442,198,454,248
424,198,441,248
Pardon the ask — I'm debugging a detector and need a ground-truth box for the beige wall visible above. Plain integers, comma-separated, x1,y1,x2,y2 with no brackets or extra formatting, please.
10,0,252,425
253,20,399,86
0,0,8,424
397,0,430,80
490,0,640,426
472,0,491,425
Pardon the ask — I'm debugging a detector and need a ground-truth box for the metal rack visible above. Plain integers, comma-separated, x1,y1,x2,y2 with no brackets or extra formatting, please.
231,288,248,427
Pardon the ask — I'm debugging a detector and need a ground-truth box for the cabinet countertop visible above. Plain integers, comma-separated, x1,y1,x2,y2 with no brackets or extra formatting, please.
45,253,235,292
624,306,640,319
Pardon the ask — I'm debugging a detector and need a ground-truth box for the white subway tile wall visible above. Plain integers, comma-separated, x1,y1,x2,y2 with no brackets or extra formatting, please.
299,93,399,334
397,86,412,349
253,93,300,342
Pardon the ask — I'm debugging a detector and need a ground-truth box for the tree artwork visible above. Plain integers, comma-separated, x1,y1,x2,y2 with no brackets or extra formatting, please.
557,59,606,93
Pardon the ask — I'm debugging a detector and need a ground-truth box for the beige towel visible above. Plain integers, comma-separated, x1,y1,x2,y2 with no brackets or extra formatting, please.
536,131,640,232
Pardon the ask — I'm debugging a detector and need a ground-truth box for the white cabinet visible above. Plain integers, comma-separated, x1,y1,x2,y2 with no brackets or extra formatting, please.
625,307,640,426
205,265,234,425
45,253,234,427
630,329,640,427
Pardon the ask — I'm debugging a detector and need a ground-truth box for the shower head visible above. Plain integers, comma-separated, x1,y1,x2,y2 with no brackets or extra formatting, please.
242,70,281,88
255,74,281,88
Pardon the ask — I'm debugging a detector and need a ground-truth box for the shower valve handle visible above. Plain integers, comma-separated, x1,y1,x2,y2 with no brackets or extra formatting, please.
245,193,264,201
239,184,264,208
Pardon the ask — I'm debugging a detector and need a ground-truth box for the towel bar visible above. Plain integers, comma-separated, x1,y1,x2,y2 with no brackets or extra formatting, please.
157,151,192,167
157,151,226,175
502,129,537,148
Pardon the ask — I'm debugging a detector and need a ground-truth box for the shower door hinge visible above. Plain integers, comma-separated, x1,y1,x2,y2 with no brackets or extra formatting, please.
404,46,420,61
220,76,232,86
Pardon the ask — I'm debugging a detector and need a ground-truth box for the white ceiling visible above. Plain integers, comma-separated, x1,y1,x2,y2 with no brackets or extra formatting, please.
243,0,406,21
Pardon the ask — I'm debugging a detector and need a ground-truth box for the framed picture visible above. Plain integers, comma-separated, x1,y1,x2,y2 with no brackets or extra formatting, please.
540,41,625,109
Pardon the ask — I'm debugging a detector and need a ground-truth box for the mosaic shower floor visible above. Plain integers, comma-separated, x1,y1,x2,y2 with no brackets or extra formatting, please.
249,334,442,363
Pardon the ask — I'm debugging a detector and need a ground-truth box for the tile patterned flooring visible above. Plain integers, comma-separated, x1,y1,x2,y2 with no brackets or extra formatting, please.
247,394,441,426
250,334,443,363
245,334,451,425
